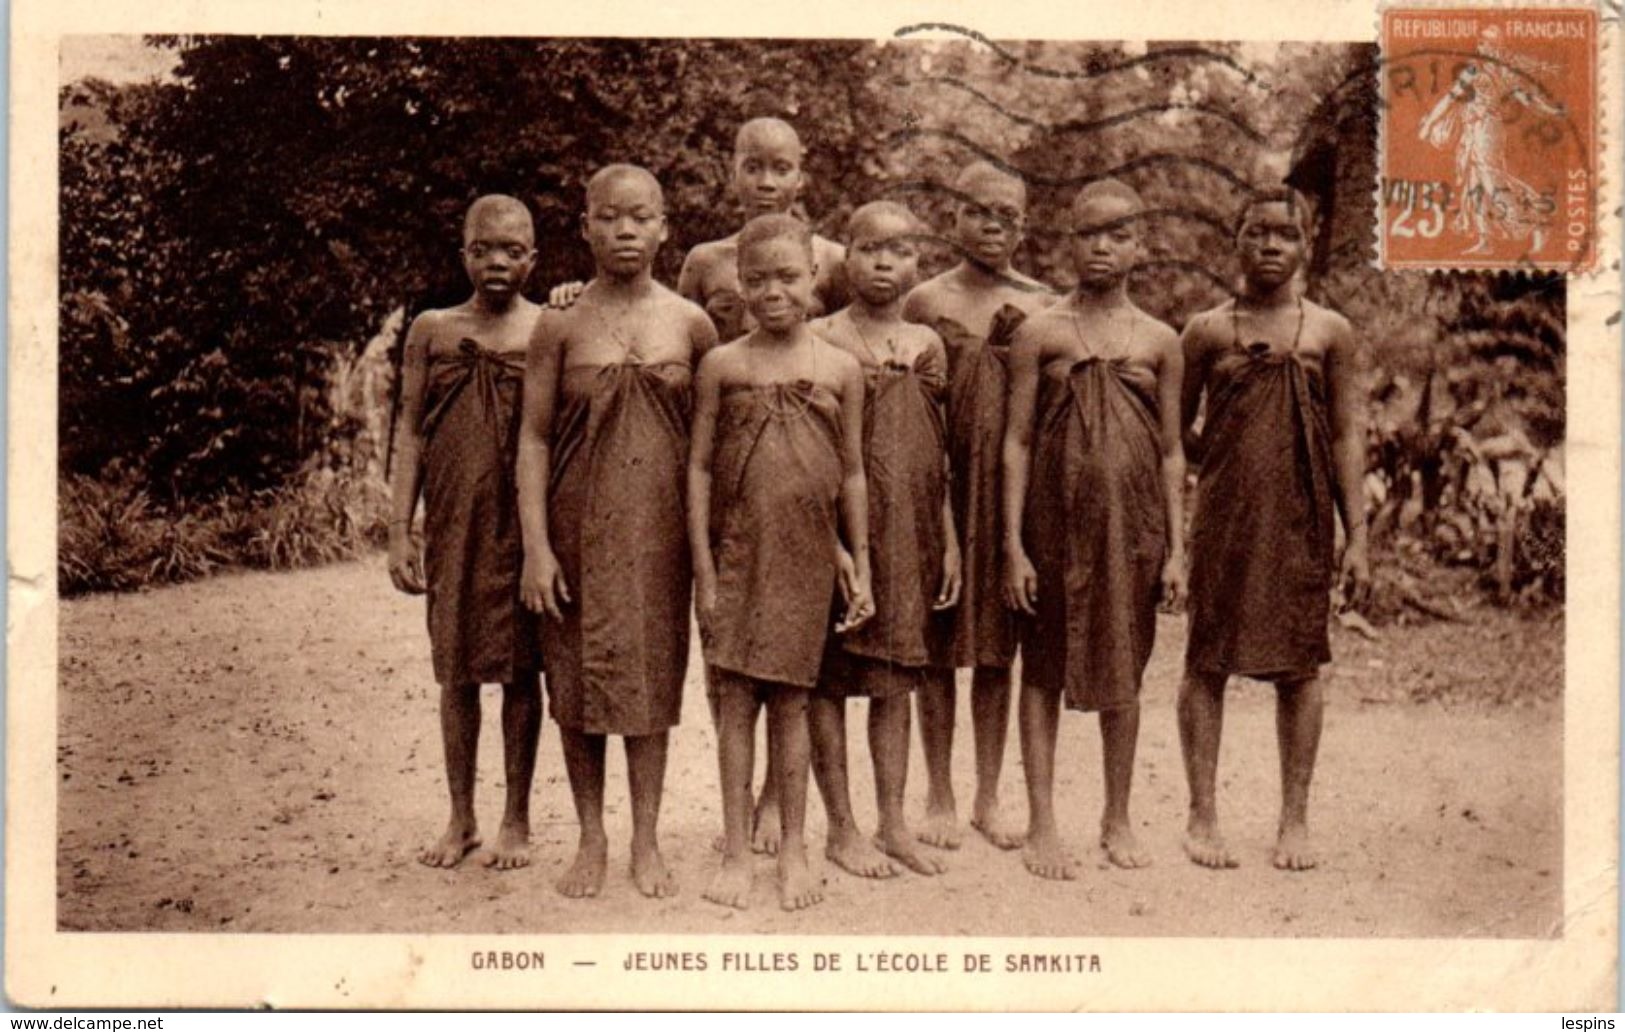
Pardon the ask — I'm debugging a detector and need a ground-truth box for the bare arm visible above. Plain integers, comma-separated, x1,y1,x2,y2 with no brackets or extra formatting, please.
676,248,706,306
817,241,850,315
1179,313,1215,461
900,284,933,327
1324,313,1372,604
922,334,961,610
688,305,721,363
687,349,723,625
385,313,434,594
1154,326,1189,609
1001,318,1042,614
516,311,571,618
834,352,873,631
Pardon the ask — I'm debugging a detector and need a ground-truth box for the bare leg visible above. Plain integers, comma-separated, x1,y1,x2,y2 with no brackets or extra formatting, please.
556,729,609,896
1018,680,1074,880
484,676,540,870
1178,669,1237,868
1099,704,1150,869
706,675,777,857
872,693,943,875
627,732,677,897
703,679,758,909
769,687,823,911
970,664,1022,849
419,683,483,867
1273,676,1323,871
751,760,782,856
811,693,895,878
915,667,961,849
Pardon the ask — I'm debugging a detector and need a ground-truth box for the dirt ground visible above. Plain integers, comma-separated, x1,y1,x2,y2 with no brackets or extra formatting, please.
58,555,1562,937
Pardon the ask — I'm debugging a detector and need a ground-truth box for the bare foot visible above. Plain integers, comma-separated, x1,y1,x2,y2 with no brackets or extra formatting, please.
703,856,752,910
1182,819,1239,869
876,826,945,876
631,839,679,898
418,821,481,868
1021,827,1077,880
777,848,825,911
481,820,531,871
1272,823,1318,871
555,833,608,898
916,802,962,850
751,797,781,856
826,826,897,879
1100,821,1152,870
971,800,1024,850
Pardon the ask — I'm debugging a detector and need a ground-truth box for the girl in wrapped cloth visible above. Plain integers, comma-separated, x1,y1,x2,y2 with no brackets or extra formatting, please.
1178,189,1370,871
678,117,849,855
690,214,874,912
808,202,958,881
1003,181,1186,880
903,161,1053,851
386,195,544,871
516,165,717,901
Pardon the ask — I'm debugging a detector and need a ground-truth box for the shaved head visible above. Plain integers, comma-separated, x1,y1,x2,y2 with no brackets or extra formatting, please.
848,200,923,241
738,212,813,261
1073,178,1144,215
1235,187,1315,236
735,117,804,157
585,163,664,211
1070,178,1145,232
463,194,534,243
954,160,1028,209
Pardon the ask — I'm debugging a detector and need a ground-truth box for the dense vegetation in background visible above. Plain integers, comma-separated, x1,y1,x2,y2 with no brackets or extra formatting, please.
60,36,1565,606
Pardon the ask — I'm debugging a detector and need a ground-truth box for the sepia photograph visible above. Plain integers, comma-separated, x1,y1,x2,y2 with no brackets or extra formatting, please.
13,0,1618,1010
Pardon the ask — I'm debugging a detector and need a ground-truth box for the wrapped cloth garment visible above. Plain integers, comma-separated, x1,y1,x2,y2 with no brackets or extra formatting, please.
541,360,692,735
818,343,948,697
1020,356,1167,711
420,339,539,686
705,381,844,689
930,304,1028,669
1186,342,1336,680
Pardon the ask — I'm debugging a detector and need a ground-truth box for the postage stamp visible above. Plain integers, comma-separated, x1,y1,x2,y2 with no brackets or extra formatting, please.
1378,3,1599,272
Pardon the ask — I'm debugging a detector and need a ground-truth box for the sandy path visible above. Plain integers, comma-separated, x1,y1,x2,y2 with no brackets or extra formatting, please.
58,555,1561,937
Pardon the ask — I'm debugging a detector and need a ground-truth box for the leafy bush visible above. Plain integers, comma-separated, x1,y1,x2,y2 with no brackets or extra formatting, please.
59,462,391,596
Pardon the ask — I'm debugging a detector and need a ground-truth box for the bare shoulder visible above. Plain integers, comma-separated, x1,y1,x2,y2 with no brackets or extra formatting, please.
1016,299,1067,338
1006,269,1051,294
1305,298,1355,342
653,282,710,323
817,336,864,377
900,320,943,351
685,237,734,267
407,307,446,338
1181,300,1232,343
531,302,574,339
1134,306,1180,347
807,312,842,343
903,274,951,321
696,338,745,381
515,296,545,327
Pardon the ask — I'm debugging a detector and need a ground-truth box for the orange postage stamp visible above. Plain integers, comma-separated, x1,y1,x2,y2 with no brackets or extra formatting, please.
1379,4,1599,272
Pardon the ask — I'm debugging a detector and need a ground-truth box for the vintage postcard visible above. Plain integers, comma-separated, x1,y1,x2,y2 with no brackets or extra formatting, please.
9,0,1621,1011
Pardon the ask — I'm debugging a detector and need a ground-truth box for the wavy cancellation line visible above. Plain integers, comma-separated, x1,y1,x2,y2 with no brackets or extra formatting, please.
882,130,1263,195
880,182,1240,239
892,75,1269,145
890,23,1269,87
